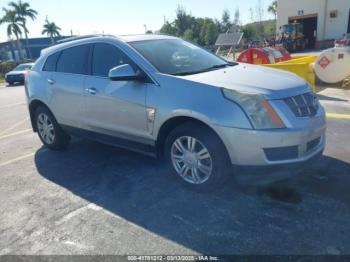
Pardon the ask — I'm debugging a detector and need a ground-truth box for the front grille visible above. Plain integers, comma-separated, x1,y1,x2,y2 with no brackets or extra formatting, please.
7,74,23,79
307,137,321,152
284,92,319,117
264,146,298,161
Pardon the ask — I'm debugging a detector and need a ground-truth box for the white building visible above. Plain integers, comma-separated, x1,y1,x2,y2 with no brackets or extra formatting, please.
277,0,350,48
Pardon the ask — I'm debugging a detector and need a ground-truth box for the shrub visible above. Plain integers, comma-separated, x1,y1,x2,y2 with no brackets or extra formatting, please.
0,59,35,75
0,61,18,75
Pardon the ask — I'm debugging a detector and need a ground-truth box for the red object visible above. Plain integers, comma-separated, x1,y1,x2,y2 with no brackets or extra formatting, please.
237,47,291,64
318,56,331,69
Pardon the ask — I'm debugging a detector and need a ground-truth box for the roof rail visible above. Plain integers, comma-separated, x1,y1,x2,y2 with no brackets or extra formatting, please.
56,34,116,44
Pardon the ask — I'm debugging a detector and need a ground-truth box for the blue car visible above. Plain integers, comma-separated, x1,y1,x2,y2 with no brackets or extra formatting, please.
5,63,34,85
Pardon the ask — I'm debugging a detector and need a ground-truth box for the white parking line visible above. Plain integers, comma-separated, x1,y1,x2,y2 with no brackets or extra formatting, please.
56,203,102,226
0,129,32,140
0,102,25,110
0,117,29,136
0,148,48,167
0,152,35,167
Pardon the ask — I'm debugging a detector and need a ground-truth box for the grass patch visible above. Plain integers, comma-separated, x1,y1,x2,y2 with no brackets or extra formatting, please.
0,75,5,86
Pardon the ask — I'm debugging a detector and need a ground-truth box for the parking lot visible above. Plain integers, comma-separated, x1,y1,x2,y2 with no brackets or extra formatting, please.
0,83,350,255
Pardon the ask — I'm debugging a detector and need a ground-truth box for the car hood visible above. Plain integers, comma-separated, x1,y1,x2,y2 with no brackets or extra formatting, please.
6,70,26,76
177,63,311,99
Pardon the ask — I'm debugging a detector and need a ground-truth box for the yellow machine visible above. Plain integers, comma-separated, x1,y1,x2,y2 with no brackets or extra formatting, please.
263,55,317,92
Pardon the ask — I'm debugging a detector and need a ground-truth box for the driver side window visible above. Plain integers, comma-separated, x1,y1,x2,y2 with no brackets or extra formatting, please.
92,43,135,77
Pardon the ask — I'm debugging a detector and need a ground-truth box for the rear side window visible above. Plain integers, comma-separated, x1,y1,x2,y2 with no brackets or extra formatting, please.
92,43,135,77
56,45,90,75
43,52,60,72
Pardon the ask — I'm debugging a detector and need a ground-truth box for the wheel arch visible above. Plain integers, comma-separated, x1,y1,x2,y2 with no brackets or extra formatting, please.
156,115,229,159
28,99,53,132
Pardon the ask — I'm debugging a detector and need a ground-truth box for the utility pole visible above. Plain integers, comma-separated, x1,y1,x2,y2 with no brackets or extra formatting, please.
323,0,328,40
144,25,147,33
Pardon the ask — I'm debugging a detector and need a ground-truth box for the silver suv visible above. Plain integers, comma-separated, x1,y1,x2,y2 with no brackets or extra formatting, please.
26,34,326,190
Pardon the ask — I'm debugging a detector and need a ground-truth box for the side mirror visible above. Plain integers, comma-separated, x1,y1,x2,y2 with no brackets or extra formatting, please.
108,64,144,81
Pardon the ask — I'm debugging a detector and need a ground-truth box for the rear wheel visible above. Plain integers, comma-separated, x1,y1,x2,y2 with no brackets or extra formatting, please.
164,122,231,192
34,106,70,150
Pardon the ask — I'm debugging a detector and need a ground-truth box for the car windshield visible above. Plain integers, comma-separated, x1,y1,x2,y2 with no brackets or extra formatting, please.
14,64,32,71
129,39,235,76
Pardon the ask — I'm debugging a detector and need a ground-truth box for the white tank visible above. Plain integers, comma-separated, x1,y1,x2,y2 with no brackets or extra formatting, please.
314,47,350,84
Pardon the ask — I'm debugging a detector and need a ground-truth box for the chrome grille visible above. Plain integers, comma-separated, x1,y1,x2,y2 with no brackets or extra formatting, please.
7,74,23,78
284,92,319,117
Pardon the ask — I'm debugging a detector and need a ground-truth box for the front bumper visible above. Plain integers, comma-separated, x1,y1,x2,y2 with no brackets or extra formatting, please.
5,74,24,83
233,151,323,184
215,110,326,166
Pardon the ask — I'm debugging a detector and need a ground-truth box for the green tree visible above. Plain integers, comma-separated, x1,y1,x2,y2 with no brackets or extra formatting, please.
8,0,37,58
42,18,61,44
198,18,218,45
0,8,23,60
221,9,232,33
232,8,241,32
214,18,223,34
159,7,237,45
204,22,217,45
241,23,257,41
190,17,202,43
174,5,192,36
268,0,277,35
268,0,277,20
183,29,194,42
160,21,177,36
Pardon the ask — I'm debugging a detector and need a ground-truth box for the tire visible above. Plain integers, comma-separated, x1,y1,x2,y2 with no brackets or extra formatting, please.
7,82,13,86
164,122,231,192
34,106,70,150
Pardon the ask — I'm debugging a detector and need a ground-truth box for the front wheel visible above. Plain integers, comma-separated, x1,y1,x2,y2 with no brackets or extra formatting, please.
164,122,231,192
35,106,70,150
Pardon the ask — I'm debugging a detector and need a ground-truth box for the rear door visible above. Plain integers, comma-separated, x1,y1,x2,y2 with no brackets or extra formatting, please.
44,44,91,128
83,43,150,143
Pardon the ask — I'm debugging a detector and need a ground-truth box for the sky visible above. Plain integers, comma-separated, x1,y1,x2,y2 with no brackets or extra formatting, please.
0,0,274,41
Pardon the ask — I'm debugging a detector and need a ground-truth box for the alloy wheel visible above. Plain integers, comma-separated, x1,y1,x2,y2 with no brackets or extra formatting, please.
171,136,213,184
37,113,55,144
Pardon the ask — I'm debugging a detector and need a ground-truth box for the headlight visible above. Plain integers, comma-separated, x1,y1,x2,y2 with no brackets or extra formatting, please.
222,88,285,129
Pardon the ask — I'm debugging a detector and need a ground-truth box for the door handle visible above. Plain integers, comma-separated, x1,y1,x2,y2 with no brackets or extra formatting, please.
47,78,55,85
85,87,97,95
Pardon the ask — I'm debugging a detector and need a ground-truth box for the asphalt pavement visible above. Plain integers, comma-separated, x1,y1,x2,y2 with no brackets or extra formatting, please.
0,83,350,255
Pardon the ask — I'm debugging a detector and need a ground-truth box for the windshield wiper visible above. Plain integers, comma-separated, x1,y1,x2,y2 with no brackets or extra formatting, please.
209,63,229,69
174,62,236,76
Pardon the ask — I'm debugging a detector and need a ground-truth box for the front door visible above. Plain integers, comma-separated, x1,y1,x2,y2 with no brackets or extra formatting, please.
83,43,150,144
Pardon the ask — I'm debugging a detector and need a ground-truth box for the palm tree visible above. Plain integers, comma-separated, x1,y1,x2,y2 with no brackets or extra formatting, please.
8,0,38,59
0,8,23,60
268,0,277,36
42,18,61,44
